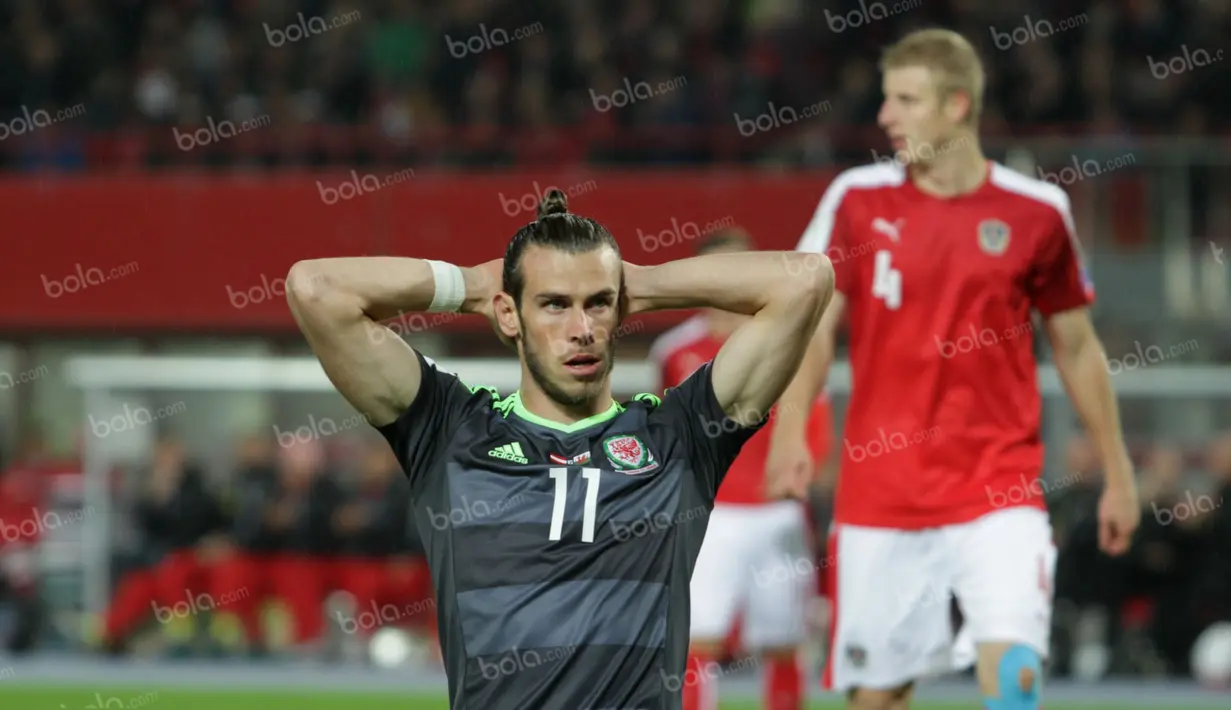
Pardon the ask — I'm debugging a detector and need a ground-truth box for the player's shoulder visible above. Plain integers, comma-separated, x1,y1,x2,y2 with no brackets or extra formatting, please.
986,163,1073,221
419,354,505,413
646,315,708,365
823,162,908,201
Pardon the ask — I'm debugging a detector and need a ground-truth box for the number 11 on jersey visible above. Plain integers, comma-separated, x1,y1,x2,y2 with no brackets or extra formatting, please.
548,467,601,543
872,250,902,309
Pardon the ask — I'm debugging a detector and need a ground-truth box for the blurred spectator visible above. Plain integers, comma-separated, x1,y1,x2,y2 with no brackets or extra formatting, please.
98,436,229,656
1192,433,1231,624
210,436,340,655
327,441,436,657
1131,445,1208,675
0,430,53,653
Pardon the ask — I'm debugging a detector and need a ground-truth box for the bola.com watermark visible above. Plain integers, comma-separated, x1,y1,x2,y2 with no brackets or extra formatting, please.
590,76,687,113
364,309,472,345
696,398,816,439
173,114,271,151
825,0,924,33
935,320,1035,359
1036,153,1136,186
317,167,416,205
872,135,973,167
1148,44,1224,80
1152,491,1222,526
41,261,140,299
265,9,361,47
0,364,48,389
1104,339,1199,374
499,179,598,218
609,504,708,542
61,690,159,709
660,654,761,692
753,552,834,590
151,588,249,623
989,13,1088,50
478,645,578,680
636,215,736,254
446,21,544,59
987,472,1084,508
844,425,942,462
274,411,372,447
0,103,86,141
335,597,437,634
426,494,531,531
0,506,92,543
88,402,187,439
734,99,831,137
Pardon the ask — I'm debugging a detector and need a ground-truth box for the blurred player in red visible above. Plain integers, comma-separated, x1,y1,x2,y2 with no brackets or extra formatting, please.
770,29,1140,710
649,228,833,710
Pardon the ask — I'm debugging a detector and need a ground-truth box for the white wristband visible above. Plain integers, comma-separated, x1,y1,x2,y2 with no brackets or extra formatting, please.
426,260,465,313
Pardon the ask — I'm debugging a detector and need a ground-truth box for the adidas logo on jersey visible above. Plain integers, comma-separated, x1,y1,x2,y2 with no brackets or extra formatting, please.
488,442,528,464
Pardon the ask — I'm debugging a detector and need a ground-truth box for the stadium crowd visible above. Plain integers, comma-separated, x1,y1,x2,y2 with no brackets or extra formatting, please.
0,0,1228,170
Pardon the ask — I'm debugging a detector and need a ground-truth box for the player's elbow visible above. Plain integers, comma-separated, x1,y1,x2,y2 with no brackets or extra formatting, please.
286,261,362,319
779,253,834,317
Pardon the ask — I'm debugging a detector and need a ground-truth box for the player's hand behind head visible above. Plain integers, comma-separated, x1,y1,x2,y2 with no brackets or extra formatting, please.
465,258,515,349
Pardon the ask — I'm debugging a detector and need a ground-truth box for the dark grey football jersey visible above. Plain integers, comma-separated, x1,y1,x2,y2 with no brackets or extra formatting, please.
377,351,764,710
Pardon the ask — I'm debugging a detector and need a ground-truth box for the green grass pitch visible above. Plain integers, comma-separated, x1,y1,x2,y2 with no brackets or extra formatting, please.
0,685,1159,710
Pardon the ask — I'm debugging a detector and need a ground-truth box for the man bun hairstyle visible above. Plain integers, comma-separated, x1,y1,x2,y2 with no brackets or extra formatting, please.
537,188,570,219
503,188,621,306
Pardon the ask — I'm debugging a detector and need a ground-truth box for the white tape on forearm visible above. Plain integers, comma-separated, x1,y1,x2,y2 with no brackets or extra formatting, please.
426,260,465,313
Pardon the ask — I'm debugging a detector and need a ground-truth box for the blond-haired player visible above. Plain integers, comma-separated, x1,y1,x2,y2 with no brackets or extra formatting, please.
767,28,1140,710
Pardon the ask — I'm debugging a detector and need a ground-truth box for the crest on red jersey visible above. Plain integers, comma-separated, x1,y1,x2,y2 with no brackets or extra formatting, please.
602,435,658,474
977,219,1011,255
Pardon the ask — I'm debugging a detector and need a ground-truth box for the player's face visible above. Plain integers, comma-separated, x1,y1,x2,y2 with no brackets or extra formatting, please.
878,66,963,164
515,244,623,406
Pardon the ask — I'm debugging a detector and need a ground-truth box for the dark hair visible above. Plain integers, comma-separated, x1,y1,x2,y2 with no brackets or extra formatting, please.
695,226,753,256
502,189,621,306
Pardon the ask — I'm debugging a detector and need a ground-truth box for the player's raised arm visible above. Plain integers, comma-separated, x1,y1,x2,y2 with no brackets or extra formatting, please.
767,171,857,497
285,257,500,427
625,251,834,423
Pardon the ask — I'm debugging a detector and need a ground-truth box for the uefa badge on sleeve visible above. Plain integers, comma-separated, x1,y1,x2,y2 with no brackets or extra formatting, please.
602,435,659,475
977,219,1011,256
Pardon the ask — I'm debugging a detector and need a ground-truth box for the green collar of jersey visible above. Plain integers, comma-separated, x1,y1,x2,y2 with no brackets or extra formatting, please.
496,391,624,433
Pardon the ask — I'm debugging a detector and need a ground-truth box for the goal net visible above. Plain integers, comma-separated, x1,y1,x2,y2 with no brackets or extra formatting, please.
61,350,1231,663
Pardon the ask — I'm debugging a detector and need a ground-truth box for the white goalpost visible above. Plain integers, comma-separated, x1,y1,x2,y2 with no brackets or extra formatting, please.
64,353,1231,619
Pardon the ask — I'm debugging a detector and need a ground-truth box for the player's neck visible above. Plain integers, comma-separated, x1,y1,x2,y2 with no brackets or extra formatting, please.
516,382,617,428
908,138,987,198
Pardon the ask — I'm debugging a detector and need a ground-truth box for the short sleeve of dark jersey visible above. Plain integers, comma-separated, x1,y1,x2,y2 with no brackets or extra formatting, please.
375,350,477,484
653,362,768,501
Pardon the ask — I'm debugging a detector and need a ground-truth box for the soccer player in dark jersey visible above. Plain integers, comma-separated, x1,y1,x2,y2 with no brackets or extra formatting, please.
285,189,834,709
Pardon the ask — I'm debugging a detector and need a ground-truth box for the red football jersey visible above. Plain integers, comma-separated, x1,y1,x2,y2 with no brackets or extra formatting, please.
649,316,833,505
796,161,1093,529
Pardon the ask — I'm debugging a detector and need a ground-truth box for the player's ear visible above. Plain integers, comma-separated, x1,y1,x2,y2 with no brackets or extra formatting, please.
944,88,971,125
494,292,521,342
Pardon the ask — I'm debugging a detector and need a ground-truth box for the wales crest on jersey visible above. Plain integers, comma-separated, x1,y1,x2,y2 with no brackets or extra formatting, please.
602,435,658,475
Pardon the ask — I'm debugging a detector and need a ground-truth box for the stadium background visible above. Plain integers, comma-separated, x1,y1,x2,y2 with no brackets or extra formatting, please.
0,0,1230,707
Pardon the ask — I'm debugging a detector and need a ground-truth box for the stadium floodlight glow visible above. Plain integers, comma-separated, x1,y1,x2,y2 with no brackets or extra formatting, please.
64,353,1231,618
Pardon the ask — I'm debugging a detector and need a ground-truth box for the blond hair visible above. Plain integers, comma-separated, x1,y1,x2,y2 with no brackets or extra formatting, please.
880,29,985,126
